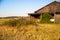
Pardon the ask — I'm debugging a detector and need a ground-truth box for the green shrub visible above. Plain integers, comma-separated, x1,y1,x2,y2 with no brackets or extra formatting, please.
17,18,36,26
3,19,18,27
40,13,53,23
3,18,36,27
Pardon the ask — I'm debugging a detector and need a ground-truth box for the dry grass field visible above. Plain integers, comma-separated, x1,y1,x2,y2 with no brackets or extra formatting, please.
0,24,60,40
0,18,60,40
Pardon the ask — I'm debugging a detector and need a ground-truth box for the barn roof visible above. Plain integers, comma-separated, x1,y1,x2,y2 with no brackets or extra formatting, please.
35,1,60,13
28,13,41,16
28,13,40,15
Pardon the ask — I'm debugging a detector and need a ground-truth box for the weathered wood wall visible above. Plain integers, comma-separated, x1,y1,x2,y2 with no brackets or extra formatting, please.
55,13,60,23
35,1,60,14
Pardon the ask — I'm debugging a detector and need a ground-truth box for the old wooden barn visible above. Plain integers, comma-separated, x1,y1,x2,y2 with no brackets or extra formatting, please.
28,1,60,23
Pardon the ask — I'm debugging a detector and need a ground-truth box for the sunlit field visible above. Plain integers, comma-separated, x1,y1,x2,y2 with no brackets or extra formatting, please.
0,18,60,40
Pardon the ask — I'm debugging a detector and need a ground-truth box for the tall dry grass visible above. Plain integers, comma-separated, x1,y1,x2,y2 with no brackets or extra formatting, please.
0,18,60,40
0,24,60,40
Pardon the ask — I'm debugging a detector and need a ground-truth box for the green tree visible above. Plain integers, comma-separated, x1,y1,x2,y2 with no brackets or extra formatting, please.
40,13,53,23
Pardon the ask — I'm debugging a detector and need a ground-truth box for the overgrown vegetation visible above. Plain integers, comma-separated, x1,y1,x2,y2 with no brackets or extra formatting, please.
40,13,53,23
3,18,36,27
0,24,60,40
3,19,17,27
0,16,60,40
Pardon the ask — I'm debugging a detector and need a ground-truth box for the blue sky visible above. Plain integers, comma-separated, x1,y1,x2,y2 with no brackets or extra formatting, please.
0,0,60,17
